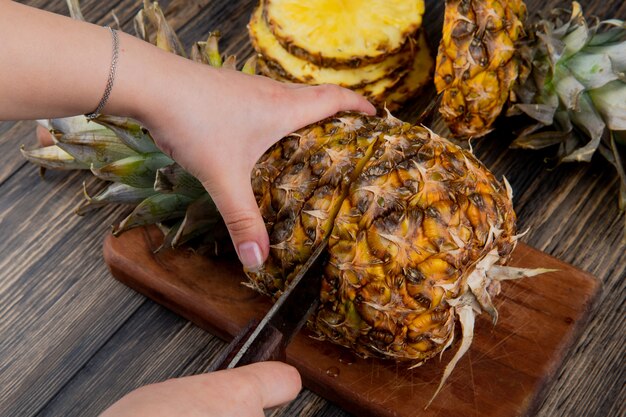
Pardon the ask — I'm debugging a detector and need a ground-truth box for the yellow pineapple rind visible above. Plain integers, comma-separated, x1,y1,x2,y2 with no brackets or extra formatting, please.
248,113,517,364
435,0,526,138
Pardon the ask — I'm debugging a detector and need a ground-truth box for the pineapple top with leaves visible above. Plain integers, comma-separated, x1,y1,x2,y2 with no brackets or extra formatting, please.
509,2,626,210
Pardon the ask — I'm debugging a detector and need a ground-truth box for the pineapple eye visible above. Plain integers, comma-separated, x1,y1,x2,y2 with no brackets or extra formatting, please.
452,21,476,41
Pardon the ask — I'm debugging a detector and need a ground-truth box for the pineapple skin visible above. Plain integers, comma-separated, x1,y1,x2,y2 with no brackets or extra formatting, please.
248,113,517,362
435,0,526,138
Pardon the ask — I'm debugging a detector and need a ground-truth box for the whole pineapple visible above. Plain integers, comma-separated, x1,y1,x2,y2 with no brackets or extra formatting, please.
23,1,549,402
435,0,526,138
436,1,625,212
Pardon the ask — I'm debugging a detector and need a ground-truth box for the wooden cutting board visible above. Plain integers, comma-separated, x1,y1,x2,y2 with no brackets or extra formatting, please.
103,226,600,417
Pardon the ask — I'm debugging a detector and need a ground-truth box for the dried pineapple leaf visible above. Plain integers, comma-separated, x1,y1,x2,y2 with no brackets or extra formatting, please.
509,103,557,125
205,33,223,67
561,2,589,58
93,115,160,154
114,193,192,235
65,0,85,21
20,145,88,170
134,9,147,41
91,153,173,188
222,55,237,70
425,296,478,410
562,95,605,162
511,130,572,149
49,115,105,135
486,266,558,281
242,55,258,75
610,131,626,210
76,182,156,215
55,131,137,168
156,220,183,252
142,0,186,57
155,163,205,197
172,194,222,248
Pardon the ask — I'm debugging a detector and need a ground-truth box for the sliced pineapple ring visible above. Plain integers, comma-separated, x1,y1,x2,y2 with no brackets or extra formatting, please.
258,55,408,104
249,5,414,88
264,0,425,68
355,70,406,104
385,32,434,110
258,33,433,110
356,32,434,109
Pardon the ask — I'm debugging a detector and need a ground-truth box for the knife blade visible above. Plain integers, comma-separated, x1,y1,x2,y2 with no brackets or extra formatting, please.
210,237,329,371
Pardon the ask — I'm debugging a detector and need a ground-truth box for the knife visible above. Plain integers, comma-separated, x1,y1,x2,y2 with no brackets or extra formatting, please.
210,237,329,371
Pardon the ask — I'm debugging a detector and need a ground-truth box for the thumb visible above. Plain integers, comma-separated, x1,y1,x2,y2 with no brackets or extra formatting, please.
203,171,269,270
216,362,302,409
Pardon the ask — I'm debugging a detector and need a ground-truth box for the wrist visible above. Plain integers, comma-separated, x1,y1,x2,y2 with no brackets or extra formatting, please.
100,31,155,123
121,42,221,140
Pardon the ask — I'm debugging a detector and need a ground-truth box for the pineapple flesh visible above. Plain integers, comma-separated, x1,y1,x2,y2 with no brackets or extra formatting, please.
435,0,526,138
257,31,434,111
359,31,435,111
264,0,425,68
249,4,415,88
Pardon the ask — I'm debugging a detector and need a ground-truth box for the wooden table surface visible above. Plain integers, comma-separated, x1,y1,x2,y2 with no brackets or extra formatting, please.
1,1,624,416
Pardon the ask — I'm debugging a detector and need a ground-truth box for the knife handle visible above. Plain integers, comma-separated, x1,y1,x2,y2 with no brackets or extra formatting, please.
209,319,286,371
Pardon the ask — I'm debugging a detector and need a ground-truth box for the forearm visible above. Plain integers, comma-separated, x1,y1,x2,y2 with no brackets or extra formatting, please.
0,1,197,123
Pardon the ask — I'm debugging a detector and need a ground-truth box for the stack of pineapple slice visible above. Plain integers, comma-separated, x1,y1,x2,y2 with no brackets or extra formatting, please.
249,0,435,110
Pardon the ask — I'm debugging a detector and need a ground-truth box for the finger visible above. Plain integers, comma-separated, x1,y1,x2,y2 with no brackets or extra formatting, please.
282,81,311,89
220,362,302,409
251,83,378,154
297,83,377,122
202,171,269,270
36,125,54,147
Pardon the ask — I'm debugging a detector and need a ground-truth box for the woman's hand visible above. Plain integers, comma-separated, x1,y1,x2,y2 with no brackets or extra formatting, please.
136,57,375,269
0,2,376,269
100,362,301,417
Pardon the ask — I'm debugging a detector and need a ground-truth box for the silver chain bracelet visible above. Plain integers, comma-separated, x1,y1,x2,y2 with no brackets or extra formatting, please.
86,27,119,119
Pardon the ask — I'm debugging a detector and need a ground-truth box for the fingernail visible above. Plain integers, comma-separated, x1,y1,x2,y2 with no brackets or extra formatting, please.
238,241,263,271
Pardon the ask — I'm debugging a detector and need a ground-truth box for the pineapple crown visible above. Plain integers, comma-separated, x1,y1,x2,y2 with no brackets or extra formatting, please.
509,2,625,208
22,0,257,253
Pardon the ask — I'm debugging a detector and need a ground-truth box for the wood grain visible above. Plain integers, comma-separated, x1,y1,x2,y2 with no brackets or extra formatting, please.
0,0,624,416
103,226,601,417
